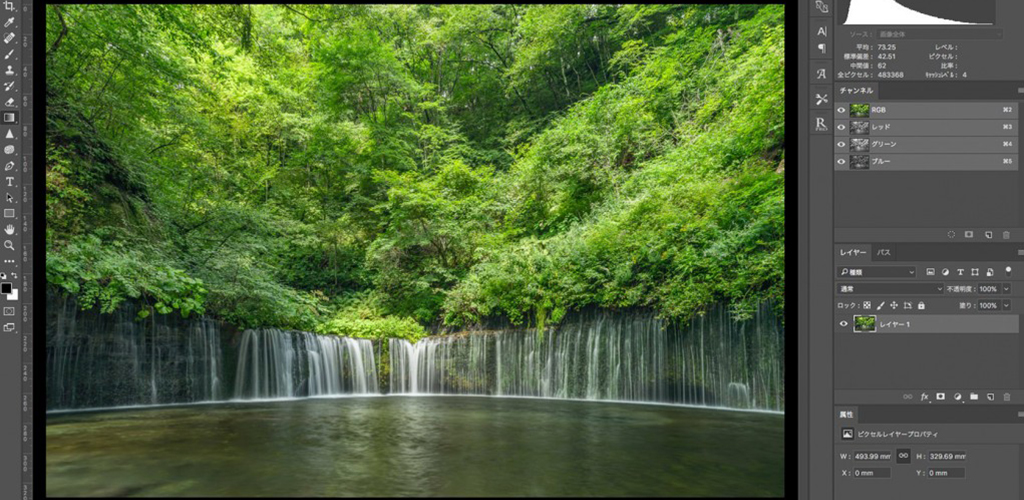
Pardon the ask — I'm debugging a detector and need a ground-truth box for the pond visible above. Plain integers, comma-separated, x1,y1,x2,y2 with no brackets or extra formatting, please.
46,396,783,497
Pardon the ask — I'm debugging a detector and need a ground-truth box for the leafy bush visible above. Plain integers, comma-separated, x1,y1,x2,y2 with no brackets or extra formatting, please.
315,297,425,342
46,233,206,317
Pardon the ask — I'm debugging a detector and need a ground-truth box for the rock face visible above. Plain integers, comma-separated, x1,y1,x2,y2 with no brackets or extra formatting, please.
46,290,238,410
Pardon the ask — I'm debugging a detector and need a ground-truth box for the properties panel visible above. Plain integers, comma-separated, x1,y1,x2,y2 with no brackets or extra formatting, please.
802,1,1024,499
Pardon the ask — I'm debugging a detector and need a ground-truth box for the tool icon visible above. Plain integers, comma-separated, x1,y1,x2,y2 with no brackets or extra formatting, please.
1,282,15,301
3,49,12,60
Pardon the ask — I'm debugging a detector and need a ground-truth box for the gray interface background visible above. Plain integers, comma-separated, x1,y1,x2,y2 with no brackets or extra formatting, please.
802,1,1024,499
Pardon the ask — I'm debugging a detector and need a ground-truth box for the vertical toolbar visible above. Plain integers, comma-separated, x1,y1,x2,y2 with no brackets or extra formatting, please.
0,1,30,498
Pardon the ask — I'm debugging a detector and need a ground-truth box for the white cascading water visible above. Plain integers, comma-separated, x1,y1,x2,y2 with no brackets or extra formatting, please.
233,328,378,399
48,288,781,412
389,333,491,395
388,303,783,411
46,292,225,410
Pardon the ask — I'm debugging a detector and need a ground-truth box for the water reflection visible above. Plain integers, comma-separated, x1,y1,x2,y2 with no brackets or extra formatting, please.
47,396,783,497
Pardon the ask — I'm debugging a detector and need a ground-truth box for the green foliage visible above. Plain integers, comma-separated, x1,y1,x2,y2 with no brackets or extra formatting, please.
318,314,426,342
365,158,498,323
46,233,206,317
444,5,785,326
315,296,426,342
45,140,93,240
46,4,784,333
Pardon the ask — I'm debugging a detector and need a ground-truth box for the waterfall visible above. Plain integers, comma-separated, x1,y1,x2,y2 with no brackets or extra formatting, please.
233,328,378,399
389,333,492,395
727,382,751,409
389,303,784,411
389,338,417,393
48,288,782,412
45,293,225,410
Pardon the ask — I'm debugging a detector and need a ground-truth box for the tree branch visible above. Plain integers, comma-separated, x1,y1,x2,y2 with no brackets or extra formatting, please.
47,5,69,57
149,130,188,154
281,4,319,22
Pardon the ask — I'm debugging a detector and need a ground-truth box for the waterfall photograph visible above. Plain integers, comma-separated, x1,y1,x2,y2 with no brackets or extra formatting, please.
45,4,785,497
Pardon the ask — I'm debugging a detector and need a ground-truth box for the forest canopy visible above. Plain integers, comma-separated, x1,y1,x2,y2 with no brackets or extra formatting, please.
45,4,784,336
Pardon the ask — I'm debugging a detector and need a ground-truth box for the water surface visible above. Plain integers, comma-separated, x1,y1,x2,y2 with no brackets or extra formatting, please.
47,396,783,497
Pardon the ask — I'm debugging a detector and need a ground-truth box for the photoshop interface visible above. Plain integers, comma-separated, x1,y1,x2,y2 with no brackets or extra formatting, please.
802,0,1024,499
0,0,30,499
